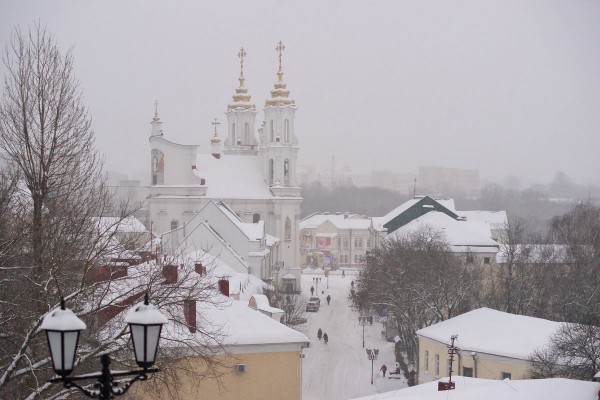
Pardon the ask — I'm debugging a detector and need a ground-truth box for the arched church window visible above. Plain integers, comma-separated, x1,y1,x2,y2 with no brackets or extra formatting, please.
269,159,274,185
284,119,289,142
284,159,290,185
285,217,291,240
245,123,250,144
270,120,274,142
253,213,260,223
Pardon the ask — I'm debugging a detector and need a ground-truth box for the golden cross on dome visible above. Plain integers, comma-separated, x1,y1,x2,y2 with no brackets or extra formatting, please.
237,47,247,87
275,41,285,81
211,118,220,137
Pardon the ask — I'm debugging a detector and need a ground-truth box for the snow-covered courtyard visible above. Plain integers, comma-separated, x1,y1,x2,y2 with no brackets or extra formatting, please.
300,270,407,400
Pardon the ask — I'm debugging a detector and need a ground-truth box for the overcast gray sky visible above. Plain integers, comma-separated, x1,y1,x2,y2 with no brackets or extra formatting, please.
2,0,599,186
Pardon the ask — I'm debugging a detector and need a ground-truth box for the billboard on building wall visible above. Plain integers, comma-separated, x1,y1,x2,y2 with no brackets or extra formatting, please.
151,149,164,185
317,237,331,249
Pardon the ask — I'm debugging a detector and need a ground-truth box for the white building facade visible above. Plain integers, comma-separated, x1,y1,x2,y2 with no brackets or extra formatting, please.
147,44,301,289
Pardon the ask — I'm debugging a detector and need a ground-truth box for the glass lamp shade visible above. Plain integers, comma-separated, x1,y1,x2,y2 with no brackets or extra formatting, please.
129,323,163,369
124,296,168,369
40,302,87,377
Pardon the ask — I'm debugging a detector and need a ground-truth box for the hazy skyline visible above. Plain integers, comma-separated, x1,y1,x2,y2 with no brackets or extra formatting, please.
2,0,599,186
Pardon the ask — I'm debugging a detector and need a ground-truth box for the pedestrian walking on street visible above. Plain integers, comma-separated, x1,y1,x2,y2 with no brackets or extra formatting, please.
380,364,387,378
351,280,354,288
326,294,331,305
323,333,328,344
310,286,314,296
369,315,373,325
342,270,345,277
317,328,322,340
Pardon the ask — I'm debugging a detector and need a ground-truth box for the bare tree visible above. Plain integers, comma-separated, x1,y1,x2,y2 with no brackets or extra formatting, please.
528,322,600,380
352,227,481,376
0,25,226,399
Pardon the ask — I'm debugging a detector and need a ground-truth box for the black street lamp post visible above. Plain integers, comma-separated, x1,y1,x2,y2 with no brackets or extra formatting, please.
41,294,168,399
366,348,379,385
358,316,369,348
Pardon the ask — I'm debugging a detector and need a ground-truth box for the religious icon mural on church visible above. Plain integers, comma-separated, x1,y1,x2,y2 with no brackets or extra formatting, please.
151,149,164,185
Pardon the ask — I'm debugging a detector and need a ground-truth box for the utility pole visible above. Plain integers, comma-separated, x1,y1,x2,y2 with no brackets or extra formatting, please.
438,335,458,391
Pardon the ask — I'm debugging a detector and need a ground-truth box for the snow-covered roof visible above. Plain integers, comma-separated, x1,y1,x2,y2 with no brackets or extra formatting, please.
300,213,371,230
352,376,600,400
194,154,273,199
249,294,284,315
387,211,499,252
416,308,562,360
185,250,268,300
458,210,508,230
377,197,456,229
215,201,264,241
95,216,148,233
194,296,307,346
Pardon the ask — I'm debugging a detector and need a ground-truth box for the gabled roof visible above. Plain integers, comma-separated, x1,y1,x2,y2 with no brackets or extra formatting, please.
215,201,264,241
375,196,458,234
352,377,600,400
416,308,561,360
387,211,499,252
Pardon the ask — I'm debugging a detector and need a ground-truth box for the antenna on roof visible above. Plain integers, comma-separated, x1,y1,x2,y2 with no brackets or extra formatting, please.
413,178,417,198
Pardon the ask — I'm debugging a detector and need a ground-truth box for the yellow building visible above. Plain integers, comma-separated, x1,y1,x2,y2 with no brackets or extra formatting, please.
130,294,309,400
416,308,561,383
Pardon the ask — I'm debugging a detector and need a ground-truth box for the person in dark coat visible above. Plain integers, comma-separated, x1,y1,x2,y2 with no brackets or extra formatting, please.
326,294,331,305
380,364,388,377
317,328,322,340
342,270,345,277
310,286,314,296
323,332,328,344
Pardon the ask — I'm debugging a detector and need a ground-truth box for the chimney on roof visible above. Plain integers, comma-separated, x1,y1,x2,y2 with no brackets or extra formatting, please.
218,279,230,297
162,264,178,284
183,299,197,333
195,262,205,275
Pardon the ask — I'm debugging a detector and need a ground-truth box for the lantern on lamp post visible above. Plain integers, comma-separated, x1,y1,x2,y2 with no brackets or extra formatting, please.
366,348,379,385
40,298,87,377
41,294,168,399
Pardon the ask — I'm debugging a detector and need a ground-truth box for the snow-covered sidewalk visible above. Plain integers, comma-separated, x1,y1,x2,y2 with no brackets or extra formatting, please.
301,271,407,400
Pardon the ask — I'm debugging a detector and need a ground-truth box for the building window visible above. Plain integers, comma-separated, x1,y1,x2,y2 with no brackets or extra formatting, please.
463,367,473,377
284,159,290,185
269,159,274,185
501,372,511,380
285,217,291,240
343,238,348,249
170,220,179,230
424,350,429,371
244,122,250,144
435,354,440,376
270,120,274,142
253,213,260,223
284,119,289,142
484,257,491,264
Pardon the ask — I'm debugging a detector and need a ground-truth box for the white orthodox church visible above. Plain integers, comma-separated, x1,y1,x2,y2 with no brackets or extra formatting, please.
147,43,301,289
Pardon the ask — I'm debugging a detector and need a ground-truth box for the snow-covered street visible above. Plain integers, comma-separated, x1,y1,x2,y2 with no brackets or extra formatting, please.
300,270,407,400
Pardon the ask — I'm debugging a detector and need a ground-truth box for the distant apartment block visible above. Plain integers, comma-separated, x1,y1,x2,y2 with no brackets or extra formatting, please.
418,166,480,197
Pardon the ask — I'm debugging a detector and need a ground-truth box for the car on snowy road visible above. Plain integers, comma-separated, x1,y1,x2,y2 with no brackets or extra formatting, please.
306,297,321,312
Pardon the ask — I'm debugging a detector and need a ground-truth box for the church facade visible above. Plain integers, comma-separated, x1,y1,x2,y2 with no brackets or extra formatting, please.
147,43,301,289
